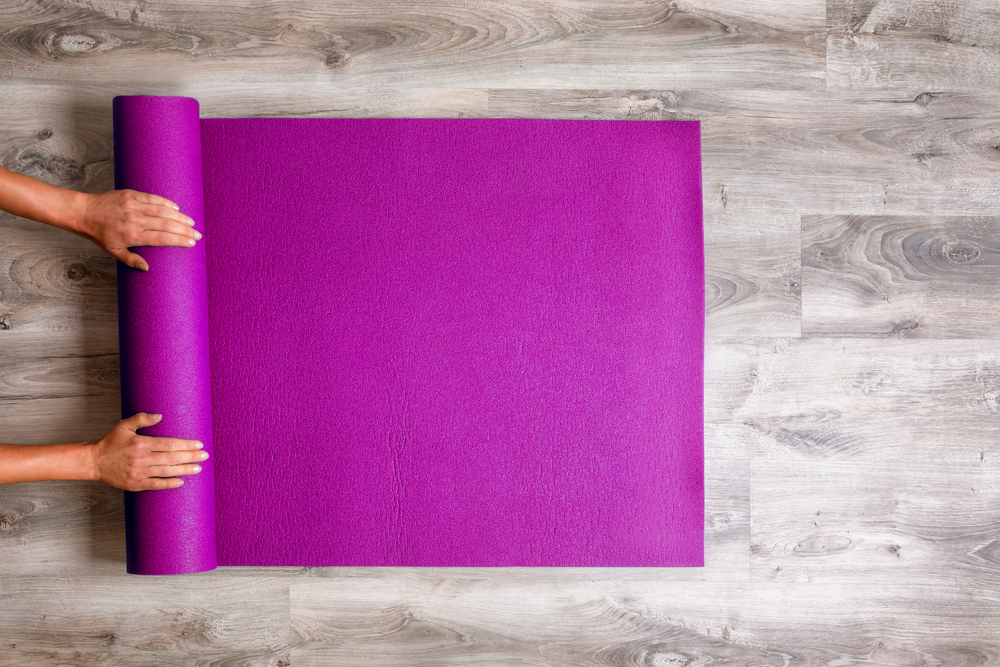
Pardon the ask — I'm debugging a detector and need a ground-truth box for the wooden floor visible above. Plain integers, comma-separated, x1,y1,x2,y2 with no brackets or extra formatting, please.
2,0,1000,663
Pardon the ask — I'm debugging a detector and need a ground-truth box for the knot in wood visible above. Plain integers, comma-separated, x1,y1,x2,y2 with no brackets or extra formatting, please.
943,241,980,264
0,511,23,534
66,262,93,283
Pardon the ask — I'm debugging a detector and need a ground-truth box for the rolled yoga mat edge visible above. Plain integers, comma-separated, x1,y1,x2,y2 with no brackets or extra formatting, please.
114,95,217,575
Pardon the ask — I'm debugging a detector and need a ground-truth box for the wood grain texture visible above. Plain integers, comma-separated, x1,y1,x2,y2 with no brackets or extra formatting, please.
3,0,1000,660
0,217,117,334
0,481,125,575
0,330,120,445
0,574,292,665
751,460,1000,587
803,215,1000,338
828,0,1000,93
0,0,826,90
0,85,115,195
706,213,801,338
707,338,1000,464
288,577,1000,665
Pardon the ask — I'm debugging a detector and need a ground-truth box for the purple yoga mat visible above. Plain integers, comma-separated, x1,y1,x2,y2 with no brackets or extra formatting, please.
113,95,704,575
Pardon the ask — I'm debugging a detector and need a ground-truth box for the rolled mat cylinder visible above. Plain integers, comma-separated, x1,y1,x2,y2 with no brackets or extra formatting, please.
113,95,216,575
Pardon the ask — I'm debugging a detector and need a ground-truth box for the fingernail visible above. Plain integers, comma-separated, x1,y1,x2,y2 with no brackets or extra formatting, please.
151,413,162,420
194,231,203,240
176,479,184,486
141,264,149,272
200,451,209,460
188,238,196,246
173,204,180,210
194,441,203,449
187,218,195,226
193,465,202,473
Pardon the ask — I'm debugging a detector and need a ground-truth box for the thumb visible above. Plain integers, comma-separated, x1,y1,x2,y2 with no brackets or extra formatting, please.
121,412,162,433
109,246,149,272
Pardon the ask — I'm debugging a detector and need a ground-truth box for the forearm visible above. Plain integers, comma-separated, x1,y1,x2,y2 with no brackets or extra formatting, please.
0,165,87,232
0,442,96,485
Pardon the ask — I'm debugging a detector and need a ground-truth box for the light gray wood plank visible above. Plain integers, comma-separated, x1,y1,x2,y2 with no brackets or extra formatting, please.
0,1,826,91
706,212,801,338
0,574,292,665
0,330,118,403
751,460,1000,587
802,215,1000,338
0,330,120,445
827,0,1000,93
707,337,1000,465
0,215,118,334
0,87,115,195
0,481,125,574
288,578,1000,665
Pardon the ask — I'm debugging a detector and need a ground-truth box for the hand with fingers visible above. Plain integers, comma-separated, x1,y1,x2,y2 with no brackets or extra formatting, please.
0,165,199,272
0,412,206,490
89,413,208,491
71,189,200,272
0,170,204,490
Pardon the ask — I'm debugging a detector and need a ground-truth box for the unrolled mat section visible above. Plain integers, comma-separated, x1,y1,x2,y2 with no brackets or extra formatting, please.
113,95,705,575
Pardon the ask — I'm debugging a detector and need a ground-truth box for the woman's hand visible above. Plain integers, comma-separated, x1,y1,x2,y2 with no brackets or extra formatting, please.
88,413,208,491
0,167,200,271
71,189,202,272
